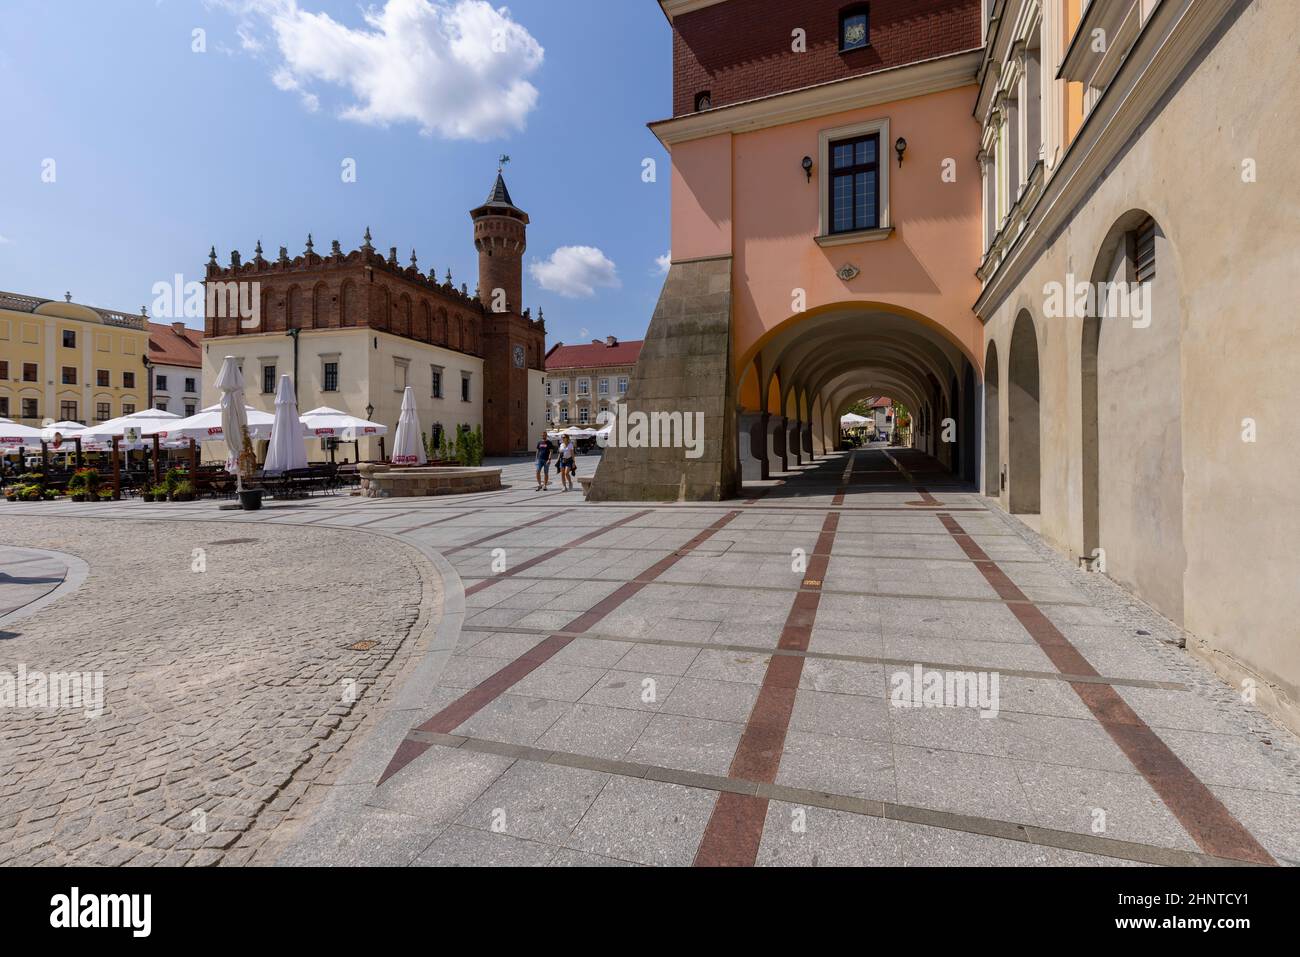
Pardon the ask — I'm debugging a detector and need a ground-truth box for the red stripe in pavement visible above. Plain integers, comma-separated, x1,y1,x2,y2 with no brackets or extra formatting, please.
396,509,486,534
464,510,653,596
831,452,857,507
352,510,418,528
377,510,743,784
881,449,940,505
443,509,572,555
694,512,840,866
937,513,1274,865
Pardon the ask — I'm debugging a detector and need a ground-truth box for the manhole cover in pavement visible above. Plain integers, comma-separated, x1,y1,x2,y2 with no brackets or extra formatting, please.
207,539,259,547
347,640,378,651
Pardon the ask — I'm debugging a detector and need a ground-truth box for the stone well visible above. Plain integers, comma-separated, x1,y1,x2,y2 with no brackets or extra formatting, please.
358,464,503,498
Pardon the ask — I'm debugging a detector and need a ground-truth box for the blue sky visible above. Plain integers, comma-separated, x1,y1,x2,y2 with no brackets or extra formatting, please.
0,0,673,346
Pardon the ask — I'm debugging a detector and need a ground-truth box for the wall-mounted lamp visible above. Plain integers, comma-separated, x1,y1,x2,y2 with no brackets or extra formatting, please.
894,137,908,168
802,156,814,183
366,404,375,420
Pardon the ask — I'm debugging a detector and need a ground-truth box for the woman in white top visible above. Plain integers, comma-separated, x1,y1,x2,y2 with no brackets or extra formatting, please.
557,437,576,491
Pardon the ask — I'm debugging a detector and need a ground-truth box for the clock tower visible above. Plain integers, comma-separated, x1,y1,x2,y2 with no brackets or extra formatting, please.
472,164,546,456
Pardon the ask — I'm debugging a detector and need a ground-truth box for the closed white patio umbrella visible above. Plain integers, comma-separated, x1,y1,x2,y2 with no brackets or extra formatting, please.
390,387,426,466
214,356,254,488
263,375,309,475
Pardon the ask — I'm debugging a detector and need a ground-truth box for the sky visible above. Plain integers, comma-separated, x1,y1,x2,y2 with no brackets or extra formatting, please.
0,0,674,347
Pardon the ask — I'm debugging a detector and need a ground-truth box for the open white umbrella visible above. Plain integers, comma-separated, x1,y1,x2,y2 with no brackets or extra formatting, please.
840,412,870,428
161,404,276,444
263,375,309,475
299,407,389,441
390,387,426,466
215,356,254,487
81,408,182,447
0,421,44,450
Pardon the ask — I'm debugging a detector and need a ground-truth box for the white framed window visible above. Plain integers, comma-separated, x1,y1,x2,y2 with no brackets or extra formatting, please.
617,377,628,395
431,364,444,398
579,407,590,425
817,116,892,242
598,378,609,396
559,380,570,397
545,379,552,397
461,371,471,402
394,357,409,391
577,378,590,396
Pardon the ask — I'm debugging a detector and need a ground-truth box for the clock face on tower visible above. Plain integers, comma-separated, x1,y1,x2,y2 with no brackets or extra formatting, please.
512,344,526,369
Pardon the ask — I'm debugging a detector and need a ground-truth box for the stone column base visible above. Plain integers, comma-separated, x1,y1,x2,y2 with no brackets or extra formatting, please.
588,256,737,502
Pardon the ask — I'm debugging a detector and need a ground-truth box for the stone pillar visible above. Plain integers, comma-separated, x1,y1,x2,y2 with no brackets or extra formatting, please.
764,414,783,476
787,419,803,467
738,411,768,482
772,415,788,472
588,256,737,501
802,421,814,461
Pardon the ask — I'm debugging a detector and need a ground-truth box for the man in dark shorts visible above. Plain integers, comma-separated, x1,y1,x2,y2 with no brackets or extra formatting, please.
534,431,553,491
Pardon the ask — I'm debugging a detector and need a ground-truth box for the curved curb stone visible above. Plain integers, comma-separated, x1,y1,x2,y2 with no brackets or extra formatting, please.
0,545,91,629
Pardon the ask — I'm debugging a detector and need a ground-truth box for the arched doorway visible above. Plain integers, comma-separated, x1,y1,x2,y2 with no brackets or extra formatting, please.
731,303,980,491
983,342,1000,497
1008,311,1041,515
1082,210,1185,622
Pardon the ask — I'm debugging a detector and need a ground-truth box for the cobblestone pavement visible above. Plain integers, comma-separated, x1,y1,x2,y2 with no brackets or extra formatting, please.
0,519,430,866
3,448,1298,867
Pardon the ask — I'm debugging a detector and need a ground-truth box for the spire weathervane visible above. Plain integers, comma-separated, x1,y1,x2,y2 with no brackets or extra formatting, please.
498,153,511,172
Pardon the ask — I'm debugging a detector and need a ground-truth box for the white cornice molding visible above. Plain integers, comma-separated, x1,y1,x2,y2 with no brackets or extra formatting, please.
975,0,1233,318
651,50,982,147
658,0,728,22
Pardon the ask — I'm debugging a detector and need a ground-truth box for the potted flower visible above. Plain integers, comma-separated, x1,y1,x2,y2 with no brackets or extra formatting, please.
68,467,100,502
172,480,197,503
97,487,114,501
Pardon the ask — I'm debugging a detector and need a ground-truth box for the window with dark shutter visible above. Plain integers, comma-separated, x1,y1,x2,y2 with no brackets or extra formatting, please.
1134,218,1156,283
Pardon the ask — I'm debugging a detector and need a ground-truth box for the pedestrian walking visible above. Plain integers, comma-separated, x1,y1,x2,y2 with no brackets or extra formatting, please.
558,435,577,491
534,431,553,491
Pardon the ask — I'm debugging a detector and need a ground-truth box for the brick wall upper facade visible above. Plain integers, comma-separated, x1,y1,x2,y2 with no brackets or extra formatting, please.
672,0,982,116
203,235,548,456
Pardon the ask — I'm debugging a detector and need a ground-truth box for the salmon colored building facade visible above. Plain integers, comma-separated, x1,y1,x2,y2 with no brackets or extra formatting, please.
593,0,986,500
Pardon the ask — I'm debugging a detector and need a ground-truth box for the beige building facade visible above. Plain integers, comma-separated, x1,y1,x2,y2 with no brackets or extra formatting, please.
200,328,486,463
976,0,1300,731
543,338,642,428
0,291,150,427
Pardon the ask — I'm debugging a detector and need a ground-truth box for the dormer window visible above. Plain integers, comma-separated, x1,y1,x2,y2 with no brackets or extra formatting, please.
840,6,870,52
695,91,712,112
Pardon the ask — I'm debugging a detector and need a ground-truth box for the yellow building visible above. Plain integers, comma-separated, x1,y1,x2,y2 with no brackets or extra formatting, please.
0,291,151,427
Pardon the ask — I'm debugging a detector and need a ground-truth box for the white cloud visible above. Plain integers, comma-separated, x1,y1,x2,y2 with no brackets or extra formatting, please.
529,246,620,299
655,251,671,274
0,234,12,245
215,0,544,140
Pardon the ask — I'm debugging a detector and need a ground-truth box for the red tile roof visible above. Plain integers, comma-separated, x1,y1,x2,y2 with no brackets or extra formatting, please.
148,322,203,369
546,339,643,371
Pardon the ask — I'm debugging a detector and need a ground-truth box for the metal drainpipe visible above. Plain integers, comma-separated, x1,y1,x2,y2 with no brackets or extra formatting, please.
286,328,300,402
